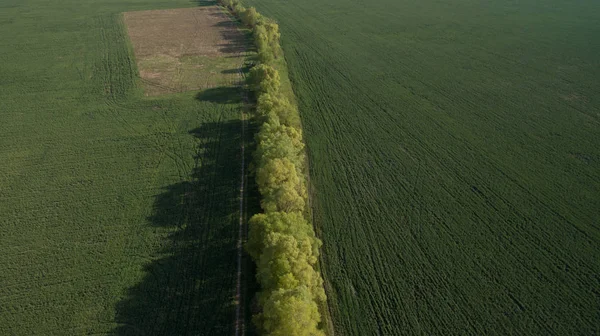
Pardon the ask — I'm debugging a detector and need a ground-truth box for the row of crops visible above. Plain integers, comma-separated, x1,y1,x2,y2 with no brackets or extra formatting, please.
219,1,328,335
0,0,249,333
240,0,600,334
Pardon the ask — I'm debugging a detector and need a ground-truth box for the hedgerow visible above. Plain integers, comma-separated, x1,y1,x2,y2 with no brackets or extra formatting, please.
218,1,328,334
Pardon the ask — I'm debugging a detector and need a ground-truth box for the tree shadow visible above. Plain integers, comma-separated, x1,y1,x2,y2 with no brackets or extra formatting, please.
213,20,238,28
206,7,255,55
190,0,218,6
196,86,243,104
113,120,244,336
113,1,262,332
215,28,249,55
222,63,252,75
221,68,240,75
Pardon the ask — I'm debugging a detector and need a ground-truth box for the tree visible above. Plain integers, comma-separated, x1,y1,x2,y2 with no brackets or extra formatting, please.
246,212,325,300
257,231,325,301
263,23,281,57
256,93,301,127
240,7,263,27
220,0,240,11
255,118,305,170
254,22,281,64
249,64,280,95
254,24,274,64
256,287,324,336
256,158,306,213
247,212,319,259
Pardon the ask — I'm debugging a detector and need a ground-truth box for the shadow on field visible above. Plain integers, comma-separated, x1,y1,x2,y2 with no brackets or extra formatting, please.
222,64,252,75
190,0,218,7
114,1,261,332
113,120,243,336
206,4,255,55
196,86,243,104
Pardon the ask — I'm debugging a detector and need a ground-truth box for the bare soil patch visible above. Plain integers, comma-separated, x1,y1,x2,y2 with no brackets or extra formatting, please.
124,6,247,96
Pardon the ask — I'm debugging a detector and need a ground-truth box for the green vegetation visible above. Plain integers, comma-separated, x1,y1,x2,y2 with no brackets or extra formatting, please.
220,1,328,334
3,0,598,334
244,0,600,335
0,0,247,334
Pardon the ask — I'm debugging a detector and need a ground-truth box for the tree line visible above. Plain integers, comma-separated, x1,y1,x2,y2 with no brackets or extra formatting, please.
219,1,327,335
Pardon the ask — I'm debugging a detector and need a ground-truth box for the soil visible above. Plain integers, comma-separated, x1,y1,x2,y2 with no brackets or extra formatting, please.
123,6,247,95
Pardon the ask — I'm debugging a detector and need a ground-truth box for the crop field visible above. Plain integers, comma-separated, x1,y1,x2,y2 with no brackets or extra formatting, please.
0,0,248,334
245,0,600,334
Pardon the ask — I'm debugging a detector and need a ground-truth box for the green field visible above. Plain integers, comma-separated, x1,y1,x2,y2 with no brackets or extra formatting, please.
244,0,600,334
0,0,246,334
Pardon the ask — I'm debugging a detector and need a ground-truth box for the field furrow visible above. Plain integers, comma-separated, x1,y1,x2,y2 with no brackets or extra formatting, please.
246,0,600,334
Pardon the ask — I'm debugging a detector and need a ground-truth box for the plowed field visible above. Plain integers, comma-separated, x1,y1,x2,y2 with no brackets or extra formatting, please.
124,6,247,96
245,0,600,334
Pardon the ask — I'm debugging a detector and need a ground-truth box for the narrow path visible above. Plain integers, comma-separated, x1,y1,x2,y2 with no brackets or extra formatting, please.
234,64,248,336
234,110,246,336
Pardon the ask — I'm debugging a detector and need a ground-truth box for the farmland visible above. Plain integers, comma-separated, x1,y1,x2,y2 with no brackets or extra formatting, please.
124,6,247,96
244,0,600,334
0,0,248,334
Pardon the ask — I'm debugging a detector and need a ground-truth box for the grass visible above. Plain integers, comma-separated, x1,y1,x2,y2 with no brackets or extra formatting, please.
0,0,249,334
244,0,600,334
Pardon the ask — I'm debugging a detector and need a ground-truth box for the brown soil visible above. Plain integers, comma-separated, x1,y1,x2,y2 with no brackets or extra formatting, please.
123,6,247,95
